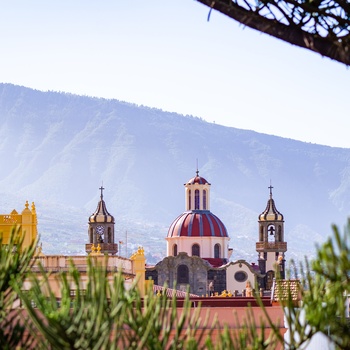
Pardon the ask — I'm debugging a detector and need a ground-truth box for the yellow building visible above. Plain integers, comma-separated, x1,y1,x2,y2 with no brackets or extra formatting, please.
0,200,38,249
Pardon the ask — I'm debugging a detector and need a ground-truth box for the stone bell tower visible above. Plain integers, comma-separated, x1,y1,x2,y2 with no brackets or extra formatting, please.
85,186,118,255
256,185,287,290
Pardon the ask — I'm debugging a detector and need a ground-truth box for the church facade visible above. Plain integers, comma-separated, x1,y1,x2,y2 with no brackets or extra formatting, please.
146,171,287,296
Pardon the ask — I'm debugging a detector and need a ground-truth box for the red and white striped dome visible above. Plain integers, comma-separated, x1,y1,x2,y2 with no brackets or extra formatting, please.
167,211,228,238
185,175,210,185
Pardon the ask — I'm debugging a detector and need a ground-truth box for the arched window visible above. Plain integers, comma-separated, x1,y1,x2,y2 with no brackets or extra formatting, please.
195,190,200,209
188,190,191,210
192,244,200,257
177,265,189,284
108,227,112,243
173,244,178,256
214,243,221,258
90,228,93,243
268,225,275,242
203,189,207,210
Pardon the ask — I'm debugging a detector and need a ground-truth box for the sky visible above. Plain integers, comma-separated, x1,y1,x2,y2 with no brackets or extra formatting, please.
0,0,349,148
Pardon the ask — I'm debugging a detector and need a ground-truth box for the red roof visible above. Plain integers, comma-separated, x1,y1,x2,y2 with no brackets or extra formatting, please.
167,211,228,238
202,258,228,267
186,175,209,185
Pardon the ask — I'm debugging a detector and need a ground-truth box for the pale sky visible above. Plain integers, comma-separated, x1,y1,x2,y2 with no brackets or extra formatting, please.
1,0,349,148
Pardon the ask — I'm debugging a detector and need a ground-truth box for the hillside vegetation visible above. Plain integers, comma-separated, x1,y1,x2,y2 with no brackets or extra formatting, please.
0,83,349,263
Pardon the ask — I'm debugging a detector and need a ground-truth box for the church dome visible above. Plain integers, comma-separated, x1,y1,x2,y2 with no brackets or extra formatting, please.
185,172,210,185
259,186,283,221
89,187,115,223
167,211,228,238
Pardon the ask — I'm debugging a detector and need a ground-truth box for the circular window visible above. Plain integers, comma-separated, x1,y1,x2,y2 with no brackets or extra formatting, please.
234,271,248,282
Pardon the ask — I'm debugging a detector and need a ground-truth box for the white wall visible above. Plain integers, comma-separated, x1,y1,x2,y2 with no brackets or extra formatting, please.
226,262,256,293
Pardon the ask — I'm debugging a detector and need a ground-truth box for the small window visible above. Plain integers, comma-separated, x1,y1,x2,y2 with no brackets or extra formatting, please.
203,189,207,210
108,228,112,243
192,244,200,257
195,190,200,210
188,190,191,210
214,243,220,258
234,271,248,282
177,265,189,284
173,244,178,256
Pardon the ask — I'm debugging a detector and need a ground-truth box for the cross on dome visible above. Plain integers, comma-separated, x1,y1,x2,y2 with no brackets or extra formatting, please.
268,184,274,197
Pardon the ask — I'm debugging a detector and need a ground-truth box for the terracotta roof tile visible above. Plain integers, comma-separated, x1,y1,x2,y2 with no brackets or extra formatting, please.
271,279,301,303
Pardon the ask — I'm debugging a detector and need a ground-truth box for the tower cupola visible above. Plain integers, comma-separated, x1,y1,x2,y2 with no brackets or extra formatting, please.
86,186,118,255
256,185,287,289
258,186,283,222
89,186,115,224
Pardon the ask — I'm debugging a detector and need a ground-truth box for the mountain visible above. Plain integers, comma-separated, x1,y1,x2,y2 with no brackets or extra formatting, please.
0,83,349,264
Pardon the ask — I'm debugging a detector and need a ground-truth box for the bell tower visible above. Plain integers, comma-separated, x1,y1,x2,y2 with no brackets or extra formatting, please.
256,185,287,290
85,186,118,255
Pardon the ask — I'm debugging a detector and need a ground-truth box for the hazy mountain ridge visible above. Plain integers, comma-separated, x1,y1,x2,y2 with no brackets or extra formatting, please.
0,83,349,264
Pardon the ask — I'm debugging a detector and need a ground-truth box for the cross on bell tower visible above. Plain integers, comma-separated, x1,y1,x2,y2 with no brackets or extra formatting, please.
99,185,104,199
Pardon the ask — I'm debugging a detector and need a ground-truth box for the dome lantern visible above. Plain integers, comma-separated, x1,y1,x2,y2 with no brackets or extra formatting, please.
184,170,211,211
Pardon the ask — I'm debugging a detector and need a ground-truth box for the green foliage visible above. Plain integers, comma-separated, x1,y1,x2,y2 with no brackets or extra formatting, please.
233,220,350,350
0,226,37,349
257,220,350,349
5,219,350,349
302,221,350,349
19,257,280,350
19,258,114,349
20,259,215,350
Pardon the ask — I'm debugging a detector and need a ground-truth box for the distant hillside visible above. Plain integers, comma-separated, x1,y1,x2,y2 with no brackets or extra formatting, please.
0,83,349,264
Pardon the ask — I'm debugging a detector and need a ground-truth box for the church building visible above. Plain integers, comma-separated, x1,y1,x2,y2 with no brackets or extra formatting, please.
146,171,287,296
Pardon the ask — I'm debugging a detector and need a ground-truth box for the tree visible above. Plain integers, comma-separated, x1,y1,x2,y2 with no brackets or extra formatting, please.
194,0,350,66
